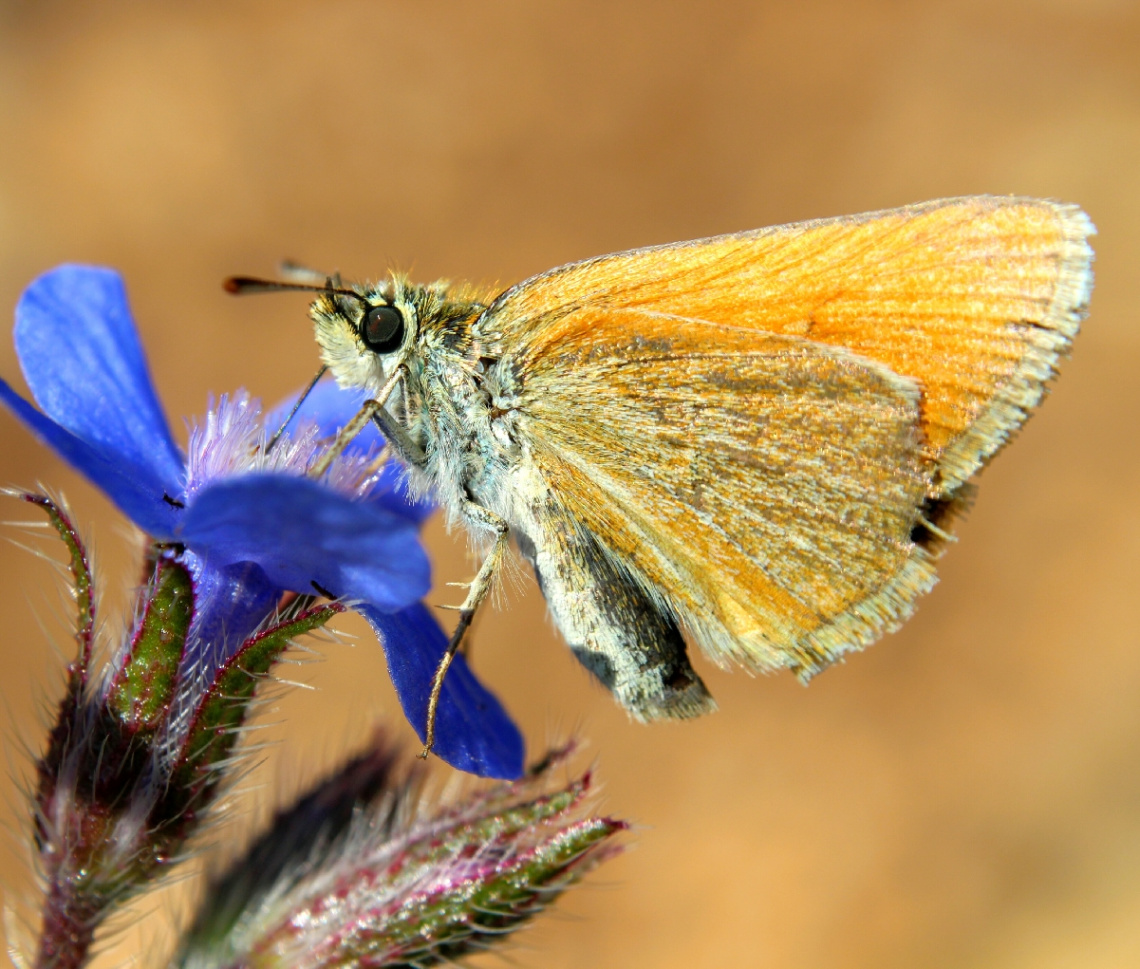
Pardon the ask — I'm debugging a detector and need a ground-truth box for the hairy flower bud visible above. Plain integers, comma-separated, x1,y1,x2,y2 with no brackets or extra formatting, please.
175,742,626,969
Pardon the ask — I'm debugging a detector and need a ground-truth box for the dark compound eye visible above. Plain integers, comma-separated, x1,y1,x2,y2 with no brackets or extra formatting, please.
361,304,405,353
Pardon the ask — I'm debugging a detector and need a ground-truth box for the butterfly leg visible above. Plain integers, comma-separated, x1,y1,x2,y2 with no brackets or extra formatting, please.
266,364,328,453
420,499,509,760
310,364,426,477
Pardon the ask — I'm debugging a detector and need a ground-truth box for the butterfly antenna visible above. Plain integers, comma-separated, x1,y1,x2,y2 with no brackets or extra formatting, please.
277,261,328,286
223,276,362,299
223,274,358,451
265,365,328,454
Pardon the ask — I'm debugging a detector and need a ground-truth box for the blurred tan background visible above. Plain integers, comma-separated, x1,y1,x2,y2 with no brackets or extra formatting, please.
1,1,1138,967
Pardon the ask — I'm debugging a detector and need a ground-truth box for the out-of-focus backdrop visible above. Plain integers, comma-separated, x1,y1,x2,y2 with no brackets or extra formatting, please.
1,2,1137,967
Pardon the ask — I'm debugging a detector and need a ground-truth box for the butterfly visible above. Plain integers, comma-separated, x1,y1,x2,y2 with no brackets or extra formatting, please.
229,195,1094,756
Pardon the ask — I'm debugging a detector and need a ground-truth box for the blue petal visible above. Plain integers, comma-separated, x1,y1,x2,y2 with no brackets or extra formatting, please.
269,378,435,525
359,602,525,779
180,473,430,610
178,552,282,693
14,265,185,496
0,377,181,536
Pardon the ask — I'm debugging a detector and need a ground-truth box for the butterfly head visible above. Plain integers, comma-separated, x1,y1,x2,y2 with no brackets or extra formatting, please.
308,277,418,394
310,275,491,395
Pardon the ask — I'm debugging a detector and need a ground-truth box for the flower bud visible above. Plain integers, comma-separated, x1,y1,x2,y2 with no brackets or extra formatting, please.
22,493,342,969
175,742,626,969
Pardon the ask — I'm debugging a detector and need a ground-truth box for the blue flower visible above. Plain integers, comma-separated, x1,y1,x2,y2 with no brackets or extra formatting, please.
0,265,523,778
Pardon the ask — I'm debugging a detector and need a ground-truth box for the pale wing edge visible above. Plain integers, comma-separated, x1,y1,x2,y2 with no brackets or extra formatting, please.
935,201,1095,494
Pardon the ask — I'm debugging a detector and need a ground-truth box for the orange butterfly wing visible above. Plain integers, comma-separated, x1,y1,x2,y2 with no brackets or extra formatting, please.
489,196,1094,496
482,197,1093,673
509,311,932,674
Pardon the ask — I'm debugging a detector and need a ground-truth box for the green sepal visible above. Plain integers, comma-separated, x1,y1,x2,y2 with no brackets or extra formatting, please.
419,780,586,865
387,815,625,964
169,602,343,791
22,493,96,852
105,557,194,730
21,493,94,680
